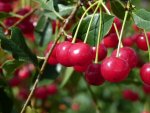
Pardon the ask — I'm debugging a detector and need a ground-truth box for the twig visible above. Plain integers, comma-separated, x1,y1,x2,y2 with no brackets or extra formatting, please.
20,1,81,113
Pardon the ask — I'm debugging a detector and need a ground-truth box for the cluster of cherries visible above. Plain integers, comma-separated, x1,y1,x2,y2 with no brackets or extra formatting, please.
0,0,15,13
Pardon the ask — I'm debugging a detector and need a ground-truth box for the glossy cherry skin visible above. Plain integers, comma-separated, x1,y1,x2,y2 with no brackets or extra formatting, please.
17,66,30,80
74,64,88,72
122,37,134,47
69,43,93,66
101,33,118,48
8,77,21,87
45,42,59,65
136,34,150,51
0,2,12,12
140,63,150,85
4,17,18,27
56,41,73,67
111,47,138,68
101,57,130,82
85,63,105,85
46,84,58,95
109,17,122,33
34,86,48,99
143,84,150,94
92,44,107,61
123,89,139,102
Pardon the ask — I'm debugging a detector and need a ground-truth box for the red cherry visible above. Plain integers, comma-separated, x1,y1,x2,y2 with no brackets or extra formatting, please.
122,37,134,47
34,86,48,99
109,17,122,33
143,84,150,94
111,47,138,68
85,63,105,85
0,2,12,12
136,34,150,51
17,66,30,80
56,41,73,67
101,33,118,48
92,44,107,61
101,57,130,82
17,7,31,15
131,34,139,42
132,24,140,32
18,88,29,100
71,103,80,111
47,84,58,95
123,89,139,102
140,63,150,85
4,17,18,27
45,41,59,65
18,21,34,33
69,43,93,66
74,65,88,72
8,76,21,87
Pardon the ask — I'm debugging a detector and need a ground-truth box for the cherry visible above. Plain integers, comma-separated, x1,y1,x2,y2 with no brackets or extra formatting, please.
143,84,150,94
136,34,150,51
69,43,93,66
109,17,122,33
131,34,139,42
101,57,130,82
71,103,80,111
140,63,150,85
56,41,73,67
8,76,21,87
18,88,29,100
123,89,139,102
111,47,138,68
122,37,134,47
92,44,107,61
17,7,31,15
0,0,12,3
17,66,30,80
46,84,58,95
74,65,88,72
34,86,48,99
85,63,105,85
4,17,18,27
0,2,12,12
101,33,118,48
132,24,140,32
45,41,59,65
18,21,34,33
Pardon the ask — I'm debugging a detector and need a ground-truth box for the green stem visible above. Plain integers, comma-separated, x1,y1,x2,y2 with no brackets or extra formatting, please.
84,1,101,43
81,5,89,16
144,30,150,62
116,11,129,57
95,6,102,63
53,10,65,21
72,1,99,43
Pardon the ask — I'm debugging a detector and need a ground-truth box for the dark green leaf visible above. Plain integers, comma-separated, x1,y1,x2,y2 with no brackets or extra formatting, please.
73,13,114,46
2,60,25,76
0,27,38,66
133,9,150,31
0,12,11,19
0,88,13,113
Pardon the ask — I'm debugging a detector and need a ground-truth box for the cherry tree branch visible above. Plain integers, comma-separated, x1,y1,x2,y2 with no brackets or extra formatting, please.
20,1,81,113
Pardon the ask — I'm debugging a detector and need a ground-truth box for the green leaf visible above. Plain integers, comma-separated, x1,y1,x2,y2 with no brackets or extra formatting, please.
35,16,52,46
73,13,114,46
0,12,11,19
58,4,75,16
110,0,125,19
0,27,38,66
133,9,150,31
2,60,25,76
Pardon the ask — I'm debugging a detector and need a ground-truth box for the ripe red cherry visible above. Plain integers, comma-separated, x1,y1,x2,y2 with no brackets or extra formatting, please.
8,76,21,87
4,17,18,27
85,63,105,85
18,88,29,100
101,57,130,82
123,89,139,102
47,84,58,95
132,24,140,32
111,47,138,68
122,37,134,47
0,0,12,3
140,63,150,85
69,43,93,66
101,33,118,48
74,65,88,72
45,41,59,65
136,34,150,51
109,17,122,33
143,84,150,94
34,86,48,99
92,44,107,61
56,41,73,67
17,66,30,80
0,2,12,12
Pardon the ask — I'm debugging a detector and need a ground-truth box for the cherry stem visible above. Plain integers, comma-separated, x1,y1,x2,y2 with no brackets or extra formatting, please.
72,1,100,43
144,30,150,62
116,10,129,57
84,1,101,43
95,6,102,63
19,2,81,113
81,4,89,16
101,2,123,47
